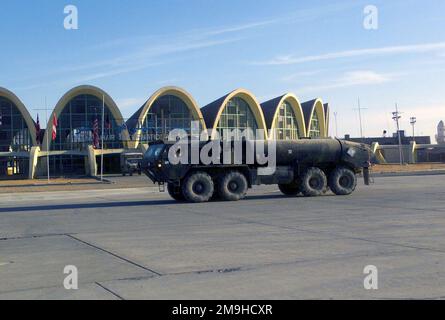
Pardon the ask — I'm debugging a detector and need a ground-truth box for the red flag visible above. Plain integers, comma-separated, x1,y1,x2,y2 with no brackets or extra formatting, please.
92,118,100,149
52,114,58,141
35,114,41,144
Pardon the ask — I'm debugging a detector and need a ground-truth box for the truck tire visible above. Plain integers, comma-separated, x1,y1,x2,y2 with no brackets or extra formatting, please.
217,171,248,201
278,181,301,196
300,167,327,197
329,166,357,196
182,172,214,203
167,183,185,202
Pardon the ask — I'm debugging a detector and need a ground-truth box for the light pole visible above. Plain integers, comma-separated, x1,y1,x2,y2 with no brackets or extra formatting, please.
392,104,404,165
353,98,368,138
334,112,339,138
410,117,417,143
33,98,51,183
101,95,105,182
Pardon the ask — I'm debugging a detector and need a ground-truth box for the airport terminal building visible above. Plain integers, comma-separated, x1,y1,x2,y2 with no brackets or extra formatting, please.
0,85,330,180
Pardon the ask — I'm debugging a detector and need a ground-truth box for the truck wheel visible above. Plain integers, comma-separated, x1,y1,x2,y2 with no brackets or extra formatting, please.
329,166,357,196
182,172,214,203
278,181,301,196
167,183,185,202
218,171,248,201
300,167,327,197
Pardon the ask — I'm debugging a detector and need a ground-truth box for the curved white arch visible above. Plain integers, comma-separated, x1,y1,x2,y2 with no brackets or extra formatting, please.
134,86,206,148
42,85,129,151
210,88,268,140
0,87,37,146
306,98,327,138
268,93,307,140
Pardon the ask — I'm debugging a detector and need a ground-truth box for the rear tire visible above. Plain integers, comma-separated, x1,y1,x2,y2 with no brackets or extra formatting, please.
167,183,185,202
329,166,357,195
278,180,301,196
182,172,214,203
300,167,327,197
217,171,248,201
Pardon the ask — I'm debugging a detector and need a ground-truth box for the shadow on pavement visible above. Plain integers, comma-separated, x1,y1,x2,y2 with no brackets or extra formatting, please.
0,193,301,213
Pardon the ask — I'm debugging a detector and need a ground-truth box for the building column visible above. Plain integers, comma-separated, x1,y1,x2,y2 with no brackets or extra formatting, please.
409,141,417,164
28,146,41,179
87,145,97,177
140,143,149,154
371,142,387,164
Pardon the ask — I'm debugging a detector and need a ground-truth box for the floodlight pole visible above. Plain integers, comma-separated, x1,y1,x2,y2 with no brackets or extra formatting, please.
353,98,368,138
34,101,51,183
334,112,339,138
45,98,50,183
410,117,417,143
101,95,105,182
392,103,404,166
358,98,363,138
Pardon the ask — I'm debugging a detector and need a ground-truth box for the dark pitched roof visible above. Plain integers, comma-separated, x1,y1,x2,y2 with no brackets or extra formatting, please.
126,102,147,129
260,95,286,129
301,99,317,130
323,103,329,119
201,93,231,129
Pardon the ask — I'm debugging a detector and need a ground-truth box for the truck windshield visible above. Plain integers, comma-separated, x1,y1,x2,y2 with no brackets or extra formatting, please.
147,144,165,159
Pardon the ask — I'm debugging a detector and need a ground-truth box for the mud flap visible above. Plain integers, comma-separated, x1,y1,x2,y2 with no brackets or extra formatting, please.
363,167,370,186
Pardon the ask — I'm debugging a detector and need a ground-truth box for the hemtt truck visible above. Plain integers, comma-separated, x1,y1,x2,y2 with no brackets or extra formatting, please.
142,139,373,203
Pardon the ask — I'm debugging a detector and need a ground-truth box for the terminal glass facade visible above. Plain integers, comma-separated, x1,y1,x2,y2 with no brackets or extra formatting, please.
272,101,301,140
0,96,32,179
140,95,194,143
51,94,123,151
42,94,123,177
309,111,321,138
0,97,32,152
217,97,258,140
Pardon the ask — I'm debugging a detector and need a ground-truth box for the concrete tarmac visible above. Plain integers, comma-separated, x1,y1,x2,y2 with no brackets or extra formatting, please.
0,175,444,300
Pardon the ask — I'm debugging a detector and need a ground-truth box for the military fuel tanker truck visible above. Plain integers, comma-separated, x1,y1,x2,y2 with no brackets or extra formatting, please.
142,139,373,203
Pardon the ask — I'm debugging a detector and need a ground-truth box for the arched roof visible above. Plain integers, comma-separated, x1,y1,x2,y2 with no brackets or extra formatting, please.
127,86,206,148
201,88,268,139
260,93,307,139
0,87,37,146
42,85,129,151
301,98,327,138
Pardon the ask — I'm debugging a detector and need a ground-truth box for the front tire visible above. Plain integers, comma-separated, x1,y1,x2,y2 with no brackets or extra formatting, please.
217,171,248,201
329,166,357,195
300,167,327,197
167,183,185,202
182,172,214,203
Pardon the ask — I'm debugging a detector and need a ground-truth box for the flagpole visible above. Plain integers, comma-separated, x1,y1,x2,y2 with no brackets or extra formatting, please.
101,95,105,182
45,97,50,184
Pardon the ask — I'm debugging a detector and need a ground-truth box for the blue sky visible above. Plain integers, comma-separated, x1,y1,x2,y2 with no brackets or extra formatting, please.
1,0,444,139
